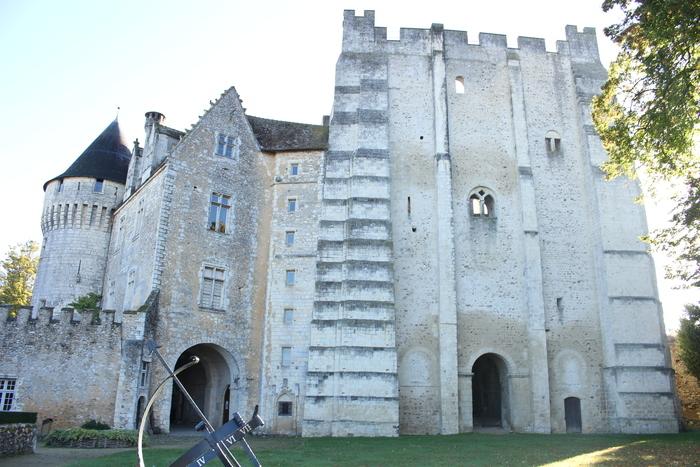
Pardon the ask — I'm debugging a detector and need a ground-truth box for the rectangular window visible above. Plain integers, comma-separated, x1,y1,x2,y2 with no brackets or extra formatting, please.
216,134,239,158
0,378,16,411
208,193,232,233
285,231,295,246
283,308,294,325
201,266,225,309
287,198,297,213
57,180,64,193
94,179,104,193
281,347,291,367
285,270,295,286
139,362,149,388
289,163,299,176
278,401,293,416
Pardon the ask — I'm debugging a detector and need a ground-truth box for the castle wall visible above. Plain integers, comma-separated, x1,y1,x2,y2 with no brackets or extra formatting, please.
102,168,166,315
33,178,124,310
260,150,322,435
0,306,122,429
145,88,273,432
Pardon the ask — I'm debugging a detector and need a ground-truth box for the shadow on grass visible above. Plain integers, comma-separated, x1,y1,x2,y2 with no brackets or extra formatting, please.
66,432,700,467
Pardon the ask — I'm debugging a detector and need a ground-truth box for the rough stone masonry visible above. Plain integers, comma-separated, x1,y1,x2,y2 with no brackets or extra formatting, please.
0,10,678,436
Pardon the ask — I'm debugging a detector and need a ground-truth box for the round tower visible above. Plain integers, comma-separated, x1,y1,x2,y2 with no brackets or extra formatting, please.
32,120,131,309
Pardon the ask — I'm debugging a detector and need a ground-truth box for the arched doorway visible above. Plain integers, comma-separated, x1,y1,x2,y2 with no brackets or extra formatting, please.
169,344,238,431
472,353,508,428
564,397,582,433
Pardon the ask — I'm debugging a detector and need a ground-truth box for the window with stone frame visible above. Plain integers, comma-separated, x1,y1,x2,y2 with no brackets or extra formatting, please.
215,133,240,159
283,308,294,325
208,193,232,233
287,197,297,213
285,230,295,246
200,266,225,310
94,178,104,193
545,130,562,155
0,378,16,411
469,188,495,217
289,162,300,176
285,269,296,286
278,401,293,416
281,347,292,367
139,362,149,388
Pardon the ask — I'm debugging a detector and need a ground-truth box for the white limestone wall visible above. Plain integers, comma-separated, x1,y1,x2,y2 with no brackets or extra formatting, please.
33,177,124,310
146,88,272,433
102,168,165,316
260,150,322,435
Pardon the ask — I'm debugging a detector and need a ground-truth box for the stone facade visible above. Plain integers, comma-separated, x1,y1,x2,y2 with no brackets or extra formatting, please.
0,10,678,436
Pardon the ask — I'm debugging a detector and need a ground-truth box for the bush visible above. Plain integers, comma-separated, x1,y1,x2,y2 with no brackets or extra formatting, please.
45,428,145,448
0,411,37,424
81,420,110,430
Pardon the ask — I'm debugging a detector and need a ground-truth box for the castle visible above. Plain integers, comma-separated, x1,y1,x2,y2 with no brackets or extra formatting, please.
0,11,679,436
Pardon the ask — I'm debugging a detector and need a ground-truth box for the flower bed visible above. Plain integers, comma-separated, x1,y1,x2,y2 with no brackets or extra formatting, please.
45,428,143,448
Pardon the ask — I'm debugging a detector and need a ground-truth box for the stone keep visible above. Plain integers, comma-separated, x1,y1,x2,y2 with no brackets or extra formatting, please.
2,10,677,436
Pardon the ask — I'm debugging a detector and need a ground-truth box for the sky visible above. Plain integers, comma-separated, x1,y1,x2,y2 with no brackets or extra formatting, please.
0,0,697,331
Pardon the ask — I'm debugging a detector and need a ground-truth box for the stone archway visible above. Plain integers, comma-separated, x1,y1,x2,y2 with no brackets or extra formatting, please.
472,353,509,428
169,343,239,431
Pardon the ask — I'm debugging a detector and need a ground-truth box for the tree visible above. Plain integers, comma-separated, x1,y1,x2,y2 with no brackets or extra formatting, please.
0,241,39,306
677,304,700,380
592,1,700,282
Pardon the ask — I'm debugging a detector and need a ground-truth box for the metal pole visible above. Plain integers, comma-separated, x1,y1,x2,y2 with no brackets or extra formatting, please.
137,356,200,467
150,347,240,467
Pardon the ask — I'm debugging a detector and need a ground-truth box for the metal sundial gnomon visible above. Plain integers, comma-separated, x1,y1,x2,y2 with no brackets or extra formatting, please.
137,339,265,467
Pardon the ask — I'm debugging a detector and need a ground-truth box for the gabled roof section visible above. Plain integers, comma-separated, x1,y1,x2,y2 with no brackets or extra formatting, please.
44,120,131,190
246,116,328,151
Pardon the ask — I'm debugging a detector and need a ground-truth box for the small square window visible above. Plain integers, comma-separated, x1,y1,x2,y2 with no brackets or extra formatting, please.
283,308,294,324
281,347,292,367
94,179,104,193
285,270,295,286
278,401,293,416
287,198,297,213
285,231,295,246
290,163,300,176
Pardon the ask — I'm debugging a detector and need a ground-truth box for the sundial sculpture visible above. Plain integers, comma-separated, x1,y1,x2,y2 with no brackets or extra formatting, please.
137,340,265,467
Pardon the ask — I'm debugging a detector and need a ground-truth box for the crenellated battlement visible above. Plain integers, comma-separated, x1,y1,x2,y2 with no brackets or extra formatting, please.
0,304,121,330
341,10,602,62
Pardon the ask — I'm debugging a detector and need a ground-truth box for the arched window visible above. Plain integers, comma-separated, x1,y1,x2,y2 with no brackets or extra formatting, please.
469,188,495,217
455,76,465,94
545,130,561,155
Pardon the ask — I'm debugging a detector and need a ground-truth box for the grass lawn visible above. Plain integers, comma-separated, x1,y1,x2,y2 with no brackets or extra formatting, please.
68,431,700,466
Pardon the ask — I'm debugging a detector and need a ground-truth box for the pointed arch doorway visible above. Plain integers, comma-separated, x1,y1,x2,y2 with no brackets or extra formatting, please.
169,343,239,431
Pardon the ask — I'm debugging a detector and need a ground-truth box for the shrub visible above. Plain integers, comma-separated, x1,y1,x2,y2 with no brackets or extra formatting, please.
0,411,37,424
45,428,145,448
81,419,110,430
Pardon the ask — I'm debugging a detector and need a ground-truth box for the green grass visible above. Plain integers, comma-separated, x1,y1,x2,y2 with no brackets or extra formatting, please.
68,432,700,466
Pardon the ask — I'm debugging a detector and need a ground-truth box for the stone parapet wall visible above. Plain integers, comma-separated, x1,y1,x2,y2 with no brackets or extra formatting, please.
0,305,122,429
0,423,37,457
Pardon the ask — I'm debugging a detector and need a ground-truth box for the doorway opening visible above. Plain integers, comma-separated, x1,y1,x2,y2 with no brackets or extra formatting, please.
472,353,508,428
564,397,582,433
169,343,237,431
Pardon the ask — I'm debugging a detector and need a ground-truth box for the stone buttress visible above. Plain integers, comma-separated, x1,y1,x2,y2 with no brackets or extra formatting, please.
303,11,399,436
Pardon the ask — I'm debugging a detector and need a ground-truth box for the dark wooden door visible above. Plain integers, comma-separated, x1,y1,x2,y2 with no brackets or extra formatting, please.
565,397,582,433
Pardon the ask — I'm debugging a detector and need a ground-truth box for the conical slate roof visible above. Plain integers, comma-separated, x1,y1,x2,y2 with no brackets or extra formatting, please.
44,120,131,190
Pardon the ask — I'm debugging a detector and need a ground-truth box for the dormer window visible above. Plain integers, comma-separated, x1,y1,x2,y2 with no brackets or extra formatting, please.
94,179,104,193
216,134,240,159
469,188,495,217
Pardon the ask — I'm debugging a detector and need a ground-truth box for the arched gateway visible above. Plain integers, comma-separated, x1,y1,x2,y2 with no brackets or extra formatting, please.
471,353,509,429
169,343,239,430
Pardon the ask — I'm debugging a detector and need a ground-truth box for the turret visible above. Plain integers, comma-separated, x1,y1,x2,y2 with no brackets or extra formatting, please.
32,120,131,310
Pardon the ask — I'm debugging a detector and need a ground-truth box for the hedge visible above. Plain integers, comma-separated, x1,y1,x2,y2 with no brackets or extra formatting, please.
45,428,145,448
0,412,37,425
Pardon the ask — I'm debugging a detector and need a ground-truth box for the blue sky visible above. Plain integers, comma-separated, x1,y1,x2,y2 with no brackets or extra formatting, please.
0,0,696,330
